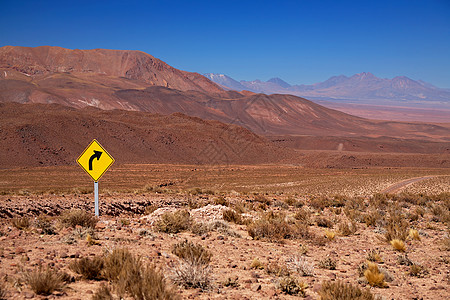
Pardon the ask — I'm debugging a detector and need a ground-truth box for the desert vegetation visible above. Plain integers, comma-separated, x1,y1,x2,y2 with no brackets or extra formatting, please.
0,166,448,299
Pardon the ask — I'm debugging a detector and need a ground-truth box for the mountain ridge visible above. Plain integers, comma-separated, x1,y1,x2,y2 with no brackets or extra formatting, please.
206,72,450,106
0,46,449,143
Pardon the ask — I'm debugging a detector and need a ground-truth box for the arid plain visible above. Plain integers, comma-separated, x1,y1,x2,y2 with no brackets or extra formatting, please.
0,46,449,300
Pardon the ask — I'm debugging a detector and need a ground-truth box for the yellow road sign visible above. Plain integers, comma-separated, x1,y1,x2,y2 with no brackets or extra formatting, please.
77,139,114,181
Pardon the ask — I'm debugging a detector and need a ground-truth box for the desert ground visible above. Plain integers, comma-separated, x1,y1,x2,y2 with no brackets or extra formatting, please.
0,164,449,299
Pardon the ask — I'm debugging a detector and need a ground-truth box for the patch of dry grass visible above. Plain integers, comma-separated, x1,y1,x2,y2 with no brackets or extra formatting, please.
319,280,374,300
364,262,387,288
11,216,30,230
92,283,113,300
390,239,406,252
60,209,97,228
23,265,65,295
155,210,191,233
69,256,104,280
172,240,211,265
278,276,308,296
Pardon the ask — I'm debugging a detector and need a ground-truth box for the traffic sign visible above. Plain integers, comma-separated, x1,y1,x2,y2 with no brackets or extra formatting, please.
77,139,114,182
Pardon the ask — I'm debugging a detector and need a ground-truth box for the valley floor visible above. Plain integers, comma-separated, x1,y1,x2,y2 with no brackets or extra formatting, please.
0,165,449,299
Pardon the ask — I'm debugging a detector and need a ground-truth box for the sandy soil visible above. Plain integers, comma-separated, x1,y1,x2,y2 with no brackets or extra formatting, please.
0,188,448,299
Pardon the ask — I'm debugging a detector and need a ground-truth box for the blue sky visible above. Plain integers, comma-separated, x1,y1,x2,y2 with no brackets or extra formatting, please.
1,0,449,87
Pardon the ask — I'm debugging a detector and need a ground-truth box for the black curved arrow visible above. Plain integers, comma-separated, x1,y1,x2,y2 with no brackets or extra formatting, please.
89,150,103,170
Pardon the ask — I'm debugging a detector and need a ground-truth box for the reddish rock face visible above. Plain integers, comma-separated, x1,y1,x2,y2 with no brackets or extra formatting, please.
0,46,224,94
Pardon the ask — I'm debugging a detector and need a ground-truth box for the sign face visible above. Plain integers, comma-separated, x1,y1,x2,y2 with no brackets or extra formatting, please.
77,139,114,181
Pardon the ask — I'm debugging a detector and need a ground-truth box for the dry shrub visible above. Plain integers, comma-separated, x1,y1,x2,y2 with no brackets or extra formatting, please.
390,239,405,252
248,211,311,242
103,248,135,282
266,261,290,277
60,209,97,228
214,196,229,206
344,208,362,223
319,280,374,300
104,248,178,299
144,204,159,215
384,206,409,242
430,204,450,223
443,234,450,251
92,283,114,300
397,254,413,266
318,256,336,270
127,264,179,300
254,194,271,205
278,276,308,296
172,240,211,265
34,215,56,235
170,241,212,290
362,209,381,227
366,249,383,263
0,282,6,300
222,209,242,224
316,216,334,228
69,256,104,280
294,207,311,224
310,196,346,211
11,216,30,230
155,210,191,233
250,258,264,270
408,229,420,241
24,265,65,295
324,230,335,241
369,194,389,209
284,197,297,206
409,264,428,277
286,255,314,276
222,276,239,288
274,200,289,209
338,221,357,236
364,262,387,288
170,260,211,290
247,212,292,242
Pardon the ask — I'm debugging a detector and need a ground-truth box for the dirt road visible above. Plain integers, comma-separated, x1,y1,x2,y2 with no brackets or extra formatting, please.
381,176,435,194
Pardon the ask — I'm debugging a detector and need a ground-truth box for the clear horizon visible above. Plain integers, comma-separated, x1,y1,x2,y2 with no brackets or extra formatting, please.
1,0,449,88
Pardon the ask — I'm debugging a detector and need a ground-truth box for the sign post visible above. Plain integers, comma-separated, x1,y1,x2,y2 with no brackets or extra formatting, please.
77,139,114,216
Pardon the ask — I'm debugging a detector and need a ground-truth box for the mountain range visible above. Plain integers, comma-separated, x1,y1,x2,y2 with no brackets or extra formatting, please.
0,46,449,169
204,72,450,107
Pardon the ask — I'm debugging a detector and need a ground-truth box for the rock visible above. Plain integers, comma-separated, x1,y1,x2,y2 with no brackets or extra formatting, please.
15,247,25,254
252,284,261,292
23,292,34,299
265,288,277,297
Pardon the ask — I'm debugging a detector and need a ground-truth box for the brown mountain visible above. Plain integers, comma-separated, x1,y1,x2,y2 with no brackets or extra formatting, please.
0,45,224,94
1,102,448,170
0,46,449,144
0,102,295,169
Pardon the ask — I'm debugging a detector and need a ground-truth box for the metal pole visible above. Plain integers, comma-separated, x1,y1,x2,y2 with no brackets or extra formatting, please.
94,181,99,216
